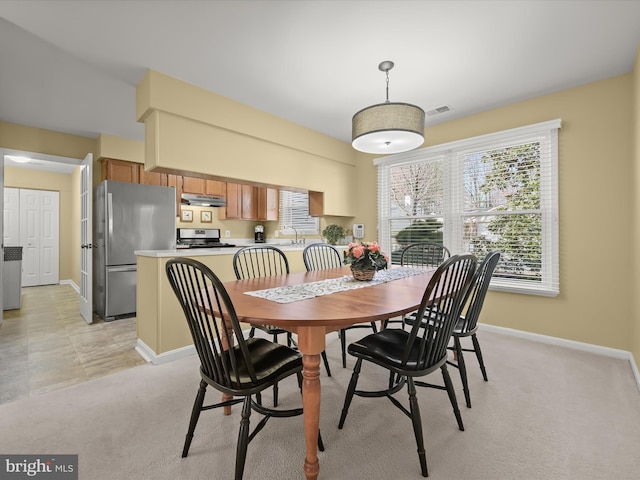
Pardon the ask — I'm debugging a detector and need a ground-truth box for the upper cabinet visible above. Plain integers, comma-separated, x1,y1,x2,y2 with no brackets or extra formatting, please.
223,184,278,221
102,158,167,186
182,177,226,197
257,187,279,221
308,191,324,217
102,159,140,183
101,159,283,221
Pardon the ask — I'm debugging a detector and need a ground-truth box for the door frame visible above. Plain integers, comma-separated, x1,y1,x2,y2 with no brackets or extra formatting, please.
1,148,91,318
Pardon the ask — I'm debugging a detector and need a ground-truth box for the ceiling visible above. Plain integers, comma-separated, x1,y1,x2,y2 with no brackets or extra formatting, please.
1,0,640,172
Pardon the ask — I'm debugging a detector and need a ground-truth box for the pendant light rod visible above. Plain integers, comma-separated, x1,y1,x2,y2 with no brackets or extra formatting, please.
379,60,394,103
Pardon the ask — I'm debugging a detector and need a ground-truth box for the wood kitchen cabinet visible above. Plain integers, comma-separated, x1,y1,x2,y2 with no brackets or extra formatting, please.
138,166,167,186
166,174,182,216
308,190,324,217
257,187,279,221
181,176,226,196
102,159,140,183
224,183,262,220
102,159,168,186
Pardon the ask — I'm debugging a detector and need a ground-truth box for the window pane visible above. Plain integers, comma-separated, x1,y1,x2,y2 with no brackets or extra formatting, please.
390,161,443,216
464,142,541,213
463,213,542,282
389,217,444,264
278,191,319,235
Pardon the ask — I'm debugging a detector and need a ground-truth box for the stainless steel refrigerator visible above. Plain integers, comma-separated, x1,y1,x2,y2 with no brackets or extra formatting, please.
94,180,176,320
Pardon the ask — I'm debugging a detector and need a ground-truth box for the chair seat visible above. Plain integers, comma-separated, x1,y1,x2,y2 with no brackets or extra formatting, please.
221,338,302,390
348,329,442,374
452,317,478,337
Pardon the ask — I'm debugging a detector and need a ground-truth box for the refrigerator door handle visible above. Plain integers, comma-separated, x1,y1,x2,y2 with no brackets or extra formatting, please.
107,265,137,273
107,192,113,237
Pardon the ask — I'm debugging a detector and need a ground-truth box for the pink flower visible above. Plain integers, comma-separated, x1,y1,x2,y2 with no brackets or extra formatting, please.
352,245,365,258
369,242,380,253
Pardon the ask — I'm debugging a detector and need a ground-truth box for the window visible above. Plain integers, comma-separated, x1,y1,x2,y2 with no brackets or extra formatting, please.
376,119,560,296
278,190,319,235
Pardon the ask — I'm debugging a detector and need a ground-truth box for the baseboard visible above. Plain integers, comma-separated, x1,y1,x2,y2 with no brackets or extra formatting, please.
480,323,640,393
135,339,196,365
59,279,79,293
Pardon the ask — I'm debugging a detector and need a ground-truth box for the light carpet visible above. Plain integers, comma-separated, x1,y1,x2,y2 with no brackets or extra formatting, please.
1,329,639,479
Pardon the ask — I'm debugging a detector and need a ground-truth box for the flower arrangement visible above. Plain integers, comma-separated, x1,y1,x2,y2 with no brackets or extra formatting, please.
343,241,389,271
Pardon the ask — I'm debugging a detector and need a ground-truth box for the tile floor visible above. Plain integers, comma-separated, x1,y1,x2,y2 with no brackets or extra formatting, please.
0,284,145,406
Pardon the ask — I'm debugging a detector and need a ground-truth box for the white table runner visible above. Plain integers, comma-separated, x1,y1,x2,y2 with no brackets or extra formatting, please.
244,267,433,304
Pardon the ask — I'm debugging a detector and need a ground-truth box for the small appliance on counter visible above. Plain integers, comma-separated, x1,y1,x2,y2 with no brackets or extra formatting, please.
254,225,265,243
176,228,236,249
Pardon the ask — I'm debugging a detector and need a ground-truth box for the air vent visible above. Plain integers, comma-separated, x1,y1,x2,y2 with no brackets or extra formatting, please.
425,105,452,117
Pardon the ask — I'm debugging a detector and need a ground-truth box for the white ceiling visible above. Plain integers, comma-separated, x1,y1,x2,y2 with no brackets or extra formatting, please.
1,0,640,169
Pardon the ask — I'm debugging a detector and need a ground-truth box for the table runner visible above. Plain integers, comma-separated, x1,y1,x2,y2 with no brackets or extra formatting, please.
244,267,433,304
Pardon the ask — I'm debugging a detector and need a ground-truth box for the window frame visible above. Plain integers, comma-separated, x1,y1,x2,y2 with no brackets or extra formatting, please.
376,119,560,297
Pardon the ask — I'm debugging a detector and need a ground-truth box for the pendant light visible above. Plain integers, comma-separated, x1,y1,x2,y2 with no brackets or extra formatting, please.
352,61,425,155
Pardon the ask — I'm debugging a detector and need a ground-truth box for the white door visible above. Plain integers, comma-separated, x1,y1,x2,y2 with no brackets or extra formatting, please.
20,189,60,287
3,187,20,246
79,153,93,324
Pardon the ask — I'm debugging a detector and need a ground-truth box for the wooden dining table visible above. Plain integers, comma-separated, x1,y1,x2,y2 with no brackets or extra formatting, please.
222,265,436,480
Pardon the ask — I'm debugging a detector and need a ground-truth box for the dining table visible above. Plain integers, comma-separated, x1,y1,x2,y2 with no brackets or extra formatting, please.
221,265,436,480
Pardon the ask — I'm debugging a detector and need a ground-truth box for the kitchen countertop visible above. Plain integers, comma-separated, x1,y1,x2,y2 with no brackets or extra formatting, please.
135,243,349,258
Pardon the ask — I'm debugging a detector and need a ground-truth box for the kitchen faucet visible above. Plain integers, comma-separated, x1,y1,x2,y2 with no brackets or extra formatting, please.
291,226,299,245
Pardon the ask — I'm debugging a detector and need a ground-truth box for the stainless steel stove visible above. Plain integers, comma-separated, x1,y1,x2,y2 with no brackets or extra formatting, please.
176,228,236,249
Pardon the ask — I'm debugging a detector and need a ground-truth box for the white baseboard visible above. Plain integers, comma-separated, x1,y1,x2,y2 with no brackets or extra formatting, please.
480,323,640,393
59,279,79,293
135,338,196,365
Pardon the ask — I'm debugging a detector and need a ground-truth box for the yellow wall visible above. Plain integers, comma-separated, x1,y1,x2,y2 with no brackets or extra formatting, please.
4,166,79,284
360,74,634,353
137,70,357,216
0,121,96,161
632,45,640,370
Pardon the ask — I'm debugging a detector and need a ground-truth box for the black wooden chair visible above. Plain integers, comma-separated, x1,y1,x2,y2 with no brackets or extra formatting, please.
233,246,294,347
234,245,332,385
446,251,501,408
303,243,378,369
400,242,451,269
384,242,451,329
338,254,477,478
166,258,323,480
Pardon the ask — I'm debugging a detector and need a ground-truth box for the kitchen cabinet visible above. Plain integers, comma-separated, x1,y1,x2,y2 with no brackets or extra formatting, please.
257,187,279,221
224,183,263,220
224,182,242,219
102,159,139,183
102,159,168,186
138,166,167,186
166,174,182,216
308,191,324,217
181,177,226,196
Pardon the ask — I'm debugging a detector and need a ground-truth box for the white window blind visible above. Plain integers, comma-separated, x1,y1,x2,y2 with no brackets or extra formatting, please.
278,190,319,235
376,119,560,296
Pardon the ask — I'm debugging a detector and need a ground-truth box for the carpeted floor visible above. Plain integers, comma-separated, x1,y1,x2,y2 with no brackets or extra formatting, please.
1,328,639,480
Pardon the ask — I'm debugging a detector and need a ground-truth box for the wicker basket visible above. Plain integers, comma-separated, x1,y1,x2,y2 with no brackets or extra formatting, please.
351,266,376,281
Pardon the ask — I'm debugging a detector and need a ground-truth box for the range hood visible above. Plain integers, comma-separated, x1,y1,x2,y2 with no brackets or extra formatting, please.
180,193,226,207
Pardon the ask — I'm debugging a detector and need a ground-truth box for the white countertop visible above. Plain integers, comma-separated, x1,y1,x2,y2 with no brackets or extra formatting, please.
136,244,304,258
135,242,350,258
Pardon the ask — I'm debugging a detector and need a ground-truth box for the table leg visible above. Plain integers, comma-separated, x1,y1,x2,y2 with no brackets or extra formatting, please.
296,326,326,480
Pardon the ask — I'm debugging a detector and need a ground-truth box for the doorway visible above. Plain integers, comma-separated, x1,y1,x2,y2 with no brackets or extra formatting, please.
1,148,90,314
